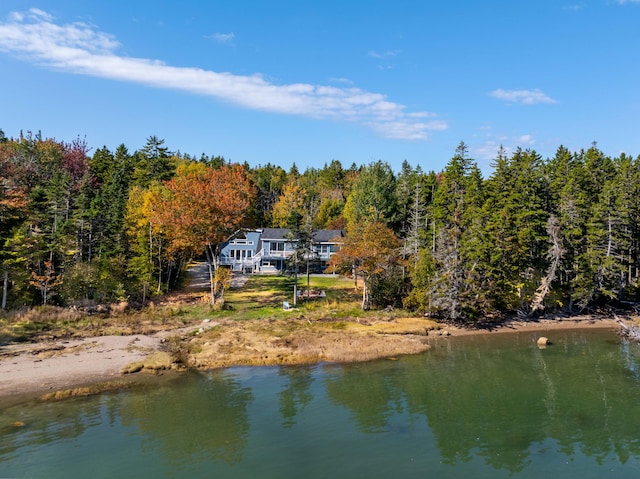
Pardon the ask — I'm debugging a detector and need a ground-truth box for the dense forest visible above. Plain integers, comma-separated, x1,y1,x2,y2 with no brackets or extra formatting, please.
2,128,639,323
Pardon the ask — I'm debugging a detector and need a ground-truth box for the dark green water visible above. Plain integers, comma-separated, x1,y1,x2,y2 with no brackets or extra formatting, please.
2,328,640,478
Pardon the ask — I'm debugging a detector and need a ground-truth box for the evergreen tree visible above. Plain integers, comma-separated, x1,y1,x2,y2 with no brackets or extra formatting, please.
570,145,619,310
247,163,287,226
416,142,486,321
132,136,176,187
343,160,398,232
545,146,588,312
482,147,549,313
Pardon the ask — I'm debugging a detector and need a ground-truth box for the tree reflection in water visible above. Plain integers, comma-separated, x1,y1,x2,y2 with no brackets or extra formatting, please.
323,330,640,473
2,329,640,477
119,371,253,466
278,366,314,429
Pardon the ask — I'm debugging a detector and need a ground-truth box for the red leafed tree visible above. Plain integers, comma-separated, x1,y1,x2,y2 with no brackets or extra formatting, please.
151,163,255,304
328,220,402,310
63,137,90,187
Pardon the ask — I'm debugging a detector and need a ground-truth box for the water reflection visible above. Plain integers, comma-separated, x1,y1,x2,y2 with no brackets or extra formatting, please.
0,397,106,463
2,329,640,477
278,366,314,428
321,330,640,473
119,370,253,466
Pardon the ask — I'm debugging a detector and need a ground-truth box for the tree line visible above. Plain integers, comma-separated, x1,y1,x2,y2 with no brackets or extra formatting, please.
2,128,639,323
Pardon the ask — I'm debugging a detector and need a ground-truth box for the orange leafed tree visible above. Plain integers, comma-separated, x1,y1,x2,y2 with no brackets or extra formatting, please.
151,163,255,304
328,220,401,310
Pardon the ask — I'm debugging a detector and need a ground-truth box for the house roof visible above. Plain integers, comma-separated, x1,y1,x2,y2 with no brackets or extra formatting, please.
221,228,262,247
259,228,345,242
259,228,291,240
312,229,345,242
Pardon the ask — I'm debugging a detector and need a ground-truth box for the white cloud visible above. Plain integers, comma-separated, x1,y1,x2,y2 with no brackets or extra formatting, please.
0,11,444,141
563,3,585,11
490,88,556,105
26,8,54,22
329,77,354,85
367,119,448,141
368,49,401,59
518,134,535,145
208,32,235,43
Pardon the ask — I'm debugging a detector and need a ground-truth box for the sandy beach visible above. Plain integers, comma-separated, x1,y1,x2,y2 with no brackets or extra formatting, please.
0,334,162,397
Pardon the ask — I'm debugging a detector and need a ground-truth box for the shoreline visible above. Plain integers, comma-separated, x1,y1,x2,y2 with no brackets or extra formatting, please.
445,315,620,336
0,315,622,409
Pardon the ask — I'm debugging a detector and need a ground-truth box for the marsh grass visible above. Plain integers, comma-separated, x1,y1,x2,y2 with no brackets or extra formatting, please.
0,301,215,346
186,311,435,369
39,380,133,401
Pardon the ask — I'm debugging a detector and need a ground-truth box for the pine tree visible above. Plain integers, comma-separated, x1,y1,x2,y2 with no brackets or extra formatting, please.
343,160,398,233
545,146,587,312
421,142,486,321
132,136,176,187
482,147,548,314
247,163,287,226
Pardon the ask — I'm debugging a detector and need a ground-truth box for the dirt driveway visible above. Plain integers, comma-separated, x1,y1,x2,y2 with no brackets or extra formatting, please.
186,262,249,291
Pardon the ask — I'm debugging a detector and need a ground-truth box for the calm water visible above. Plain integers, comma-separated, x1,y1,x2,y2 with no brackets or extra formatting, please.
2,328,640,478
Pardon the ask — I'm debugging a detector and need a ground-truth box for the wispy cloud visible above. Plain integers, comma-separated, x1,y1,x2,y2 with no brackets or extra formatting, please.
517,134,536,145
368,49,401,59
329,77,354,85
563,3,585,11
207,32,235,44
490,88,556,105
617,0,640,4
0,10,445,141
367,119,447,141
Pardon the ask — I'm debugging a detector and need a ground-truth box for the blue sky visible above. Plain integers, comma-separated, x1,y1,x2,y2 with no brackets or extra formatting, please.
0,1,639,175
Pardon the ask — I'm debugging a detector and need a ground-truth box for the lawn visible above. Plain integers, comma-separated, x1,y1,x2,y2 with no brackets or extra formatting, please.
220,274,362,320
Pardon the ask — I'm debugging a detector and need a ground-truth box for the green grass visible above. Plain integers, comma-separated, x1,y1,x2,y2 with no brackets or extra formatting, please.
218,274,361,321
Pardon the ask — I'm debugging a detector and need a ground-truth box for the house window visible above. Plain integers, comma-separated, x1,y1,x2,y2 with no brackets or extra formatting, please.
270,242,285,252
318,244,337,254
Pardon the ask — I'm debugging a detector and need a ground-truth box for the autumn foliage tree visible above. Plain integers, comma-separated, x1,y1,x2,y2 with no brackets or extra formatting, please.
150,163,255,304
271,182,307,228
328,221,402,310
